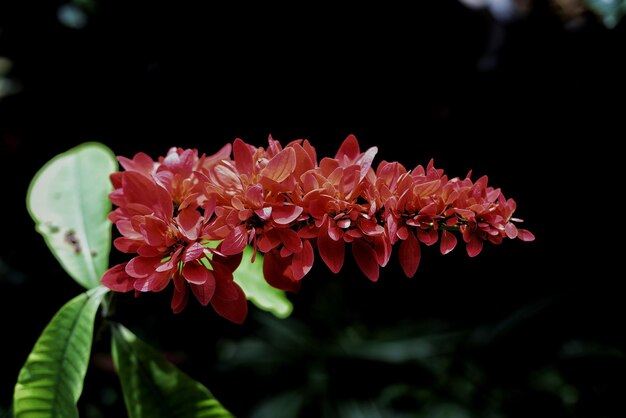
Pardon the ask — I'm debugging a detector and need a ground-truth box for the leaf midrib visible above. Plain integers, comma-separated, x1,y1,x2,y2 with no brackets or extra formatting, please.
50,295,89,416
72,155,99,287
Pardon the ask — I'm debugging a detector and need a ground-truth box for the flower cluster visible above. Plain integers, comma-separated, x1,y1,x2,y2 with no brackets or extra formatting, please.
102,135,534,323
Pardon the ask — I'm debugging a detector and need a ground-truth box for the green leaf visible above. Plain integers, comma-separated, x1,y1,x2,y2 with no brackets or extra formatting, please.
27,142,117,289
13,287,108,418
111,324,234,418
233,245,293,318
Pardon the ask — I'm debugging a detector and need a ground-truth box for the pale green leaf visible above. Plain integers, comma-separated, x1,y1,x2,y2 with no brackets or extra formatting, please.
13,287,108,418
27,142,117,289
111,324,234,418
233,246,293,318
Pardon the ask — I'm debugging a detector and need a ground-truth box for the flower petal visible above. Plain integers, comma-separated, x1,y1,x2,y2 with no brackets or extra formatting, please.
122,171,173,218
396,225,409,241
465,234,484,257
211,282,248,324
417,229,438,246
373,235,392,267
517,229,535,242
358,218,384,236
277,228,303,254
118,152,155,173
254,206,273,221
212,263,238,300
183,242,206,262
140,216,169,247
182,261,210,285
126,256,159,278
263,249,301,292
327,221,344,241
134,270,171,292
399,232,421,278
115,219,140,237
260,147,296,183
171,275,189,313
440,230,458,255
335,134,360,162
246,185,265,207
233,138,254,175
220,225,248,255
212,246,243,272
272,205,303,225
504,222,518,239
291,142,316,179
136,244,161,257
292,239,314,281
155,257,177,272
189,269,216,305
358,146,378,182
177,207,202,241
114,237,142,253
101,263,135,292
208,162,242,191
256,231,281,252
352,239,379,282
318,220,345,273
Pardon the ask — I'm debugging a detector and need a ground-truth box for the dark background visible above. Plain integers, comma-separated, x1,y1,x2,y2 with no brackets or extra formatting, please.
1,1,624,417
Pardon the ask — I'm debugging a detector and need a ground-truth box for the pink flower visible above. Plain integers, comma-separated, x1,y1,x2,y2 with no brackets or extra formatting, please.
201,137,315,291
102,151,247,323
380,160,534,277
102,135,534,322
302,135,388,281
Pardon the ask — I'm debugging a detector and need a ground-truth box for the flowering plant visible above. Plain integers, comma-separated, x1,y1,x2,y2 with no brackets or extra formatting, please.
13,136,533,417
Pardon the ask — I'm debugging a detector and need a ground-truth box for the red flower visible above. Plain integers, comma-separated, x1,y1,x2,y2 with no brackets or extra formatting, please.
102,150,248,323
201,137,315,291
381,160,534,277
302,135,387,281
102,135,534,322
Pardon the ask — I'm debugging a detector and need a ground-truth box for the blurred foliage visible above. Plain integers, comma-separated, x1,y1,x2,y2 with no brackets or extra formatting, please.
56,0,97,29
0,406,10,418
583,0,626,27
0,57,20,100
458,0,626,28
215,293,626,418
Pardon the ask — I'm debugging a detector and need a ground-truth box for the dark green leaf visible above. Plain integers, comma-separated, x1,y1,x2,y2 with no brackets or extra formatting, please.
13,287,108,418
249,390,305,418
111,324,234,418
27,142,117,289
421,403,471,418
